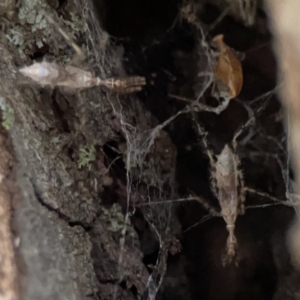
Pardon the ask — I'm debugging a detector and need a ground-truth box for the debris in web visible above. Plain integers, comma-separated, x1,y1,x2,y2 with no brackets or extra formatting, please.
169,33,243,116
212,34,243,100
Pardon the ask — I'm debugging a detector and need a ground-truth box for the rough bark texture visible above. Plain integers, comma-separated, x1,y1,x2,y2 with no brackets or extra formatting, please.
1,1,153,299
0,122,20,300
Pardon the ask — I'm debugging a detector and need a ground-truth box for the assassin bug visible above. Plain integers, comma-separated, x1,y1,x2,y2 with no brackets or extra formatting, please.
192,114,246,266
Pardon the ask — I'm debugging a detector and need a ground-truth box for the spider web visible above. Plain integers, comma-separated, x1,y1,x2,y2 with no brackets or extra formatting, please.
71,0,296,299
76,8,214,300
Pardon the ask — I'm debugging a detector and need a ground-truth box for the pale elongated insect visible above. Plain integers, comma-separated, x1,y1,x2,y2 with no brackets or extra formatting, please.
19,62,146,94
195,144,245,266
192,114,246,266
211,144,245,266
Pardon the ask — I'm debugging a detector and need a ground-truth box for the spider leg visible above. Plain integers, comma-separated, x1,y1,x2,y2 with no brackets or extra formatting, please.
193,196,221,217
190,111,215,166
233,88,275,151
244,187,289,207
232,116,255,151
238,169,246,215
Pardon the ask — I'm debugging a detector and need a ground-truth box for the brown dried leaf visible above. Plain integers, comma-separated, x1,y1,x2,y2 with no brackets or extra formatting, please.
212,34,243,99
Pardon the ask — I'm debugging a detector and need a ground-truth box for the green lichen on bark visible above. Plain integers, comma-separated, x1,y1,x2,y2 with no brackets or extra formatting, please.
0,96,14,130
78,145,96,170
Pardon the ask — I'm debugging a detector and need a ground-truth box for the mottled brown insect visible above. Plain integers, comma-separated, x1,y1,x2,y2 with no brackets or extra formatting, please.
102,76,146,94
193,118,246,266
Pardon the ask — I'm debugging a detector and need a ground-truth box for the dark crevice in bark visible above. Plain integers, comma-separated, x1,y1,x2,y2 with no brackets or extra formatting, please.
30,177,93,231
